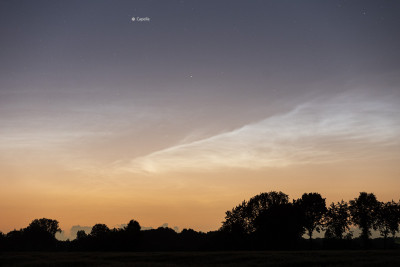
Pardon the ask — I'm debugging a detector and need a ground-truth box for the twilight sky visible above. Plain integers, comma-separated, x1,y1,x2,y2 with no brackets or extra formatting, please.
1,0,400,237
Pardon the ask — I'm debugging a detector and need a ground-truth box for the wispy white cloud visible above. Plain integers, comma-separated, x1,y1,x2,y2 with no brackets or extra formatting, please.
115,93,400,173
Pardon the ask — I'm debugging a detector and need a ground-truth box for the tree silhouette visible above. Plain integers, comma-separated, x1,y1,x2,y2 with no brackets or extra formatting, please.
20,218,61,250
125,219,141,233
90,224,110,238
142,227,179,251
26,218,61,237
220,200,249,235
4,230,23,250
179,228,207,250
349,192,380,245
76,230,87,240
220,191,293,249
122,219,142,250
324,200,351,239
254,202,305,249
297,193,327,242
376,200,400,247
221,191,289,235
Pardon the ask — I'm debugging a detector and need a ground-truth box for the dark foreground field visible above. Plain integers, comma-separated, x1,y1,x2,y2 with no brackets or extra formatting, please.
1,250,400,267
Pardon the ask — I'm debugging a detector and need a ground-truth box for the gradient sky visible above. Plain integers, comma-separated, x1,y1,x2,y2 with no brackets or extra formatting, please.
1,0,400,238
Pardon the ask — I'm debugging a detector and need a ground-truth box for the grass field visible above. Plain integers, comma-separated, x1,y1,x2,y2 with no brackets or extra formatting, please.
1,250,400,266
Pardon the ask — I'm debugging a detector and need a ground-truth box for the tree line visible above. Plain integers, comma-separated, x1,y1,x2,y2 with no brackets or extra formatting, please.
1,191,399,251
220,191,400,249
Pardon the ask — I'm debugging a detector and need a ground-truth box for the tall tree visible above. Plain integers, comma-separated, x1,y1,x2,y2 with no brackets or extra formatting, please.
349,192,380,243
297,193,327,241
220,200,249,235
220,191,289,235
90,224,110,238
125,219,141,233
254,202,304,249
76,230,87,240
26,218,61,237
376,200,400,246
21,218,61,250
324,200,351,239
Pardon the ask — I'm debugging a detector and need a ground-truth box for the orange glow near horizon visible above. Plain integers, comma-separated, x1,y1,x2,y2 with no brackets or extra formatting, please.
1,154,399,237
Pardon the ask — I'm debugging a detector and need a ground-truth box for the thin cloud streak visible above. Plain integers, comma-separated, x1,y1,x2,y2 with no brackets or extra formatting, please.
116,93,400,173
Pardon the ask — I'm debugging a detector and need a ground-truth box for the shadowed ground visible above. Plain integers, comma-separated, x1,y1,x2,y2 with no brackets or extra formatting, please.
1,250,400,266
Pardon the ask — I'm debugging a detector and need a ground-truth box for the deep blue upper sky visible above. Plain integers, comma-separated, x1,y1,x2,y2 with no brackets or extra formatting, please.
1,0,400,159
2,0,399,99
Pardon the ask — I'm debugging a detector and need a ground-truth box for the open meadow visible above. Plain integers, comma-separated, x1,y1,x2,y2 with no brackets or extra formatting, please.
1,250,400,266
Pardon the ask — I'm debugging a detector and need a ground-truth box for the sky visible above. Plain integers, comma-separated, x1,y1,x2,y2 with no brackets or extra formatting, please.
1,0,400,238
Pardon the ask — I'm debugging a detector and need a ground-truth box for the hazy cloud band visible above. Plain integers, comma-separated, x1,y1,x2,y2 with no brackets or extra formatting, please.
116,93,400,173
